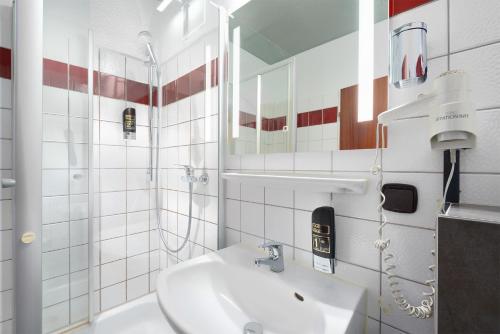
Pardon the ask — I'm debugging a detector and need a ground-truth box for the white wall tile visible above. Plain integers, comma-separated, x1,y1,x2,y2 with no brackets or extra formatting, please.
70,270,89,298
70,219,88,246
42,170,68,197
240,202,264,237
381,276,434,334
100,214,126,240
127,147,149,169
42,248,69,280
265,188,293,208
42,300,69,333
264,153,294,171
70,194,88,220
0,78,10,110
43,86,68,116
127,274,149,300
0,109,11,140
42,275,69,308
70,244,88,272
0,230,11,261
100,169,126,192
462,110,500,173
177,98,190,124
0,200,11,231
336,261,380,320
336,216,379,270
127,211,149,235
265,206,293,245
461,173,500,207
190,91,205,119
43,143,69,169
69,117,89,143
100,145,126,169
43,114,68,142
450,0,500,52
294,191,330,211
127,253,149,279
294,152,331,171
42,222,69,252
0,260,12,291
100,121,124,146
127,190,150,212
241,183,264,203
383,224,435,283
451,42,500,110
225,199,240,230
100,237,126,264
43,196,69,224
70,169,88,194
100,192,126,216
101,259,126,288
294,210,312,251
69,91,88,118
205,114,218,143
127,232,149,257
0,140,10,169
101,282,126,311
70,294,88,323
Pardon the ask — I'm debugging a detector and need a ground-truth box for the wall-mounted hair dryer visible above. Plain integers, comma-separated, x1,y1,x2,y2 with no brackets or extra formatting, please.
378,70,477,150
374,69,477,320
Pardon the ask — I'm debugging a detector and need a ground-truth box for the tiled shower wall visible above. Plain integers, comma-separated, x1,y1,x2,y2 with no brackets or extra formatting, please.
92,50,160,315
0,1,12,333
224,1,500,333
159,30,220,269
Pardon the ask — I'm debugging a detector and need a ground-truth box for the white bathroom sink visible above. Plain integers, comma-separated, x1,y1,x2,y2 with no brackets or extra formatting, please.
156,244,366,334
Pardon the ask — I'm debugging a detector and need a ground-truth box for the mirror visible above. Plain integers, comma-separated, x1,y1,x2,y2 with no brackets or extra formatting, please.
227,0,389,154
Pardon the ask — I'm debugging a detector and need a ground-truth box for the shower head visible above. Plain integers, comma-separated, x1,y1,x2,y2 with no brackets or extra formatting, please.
138,31,158,65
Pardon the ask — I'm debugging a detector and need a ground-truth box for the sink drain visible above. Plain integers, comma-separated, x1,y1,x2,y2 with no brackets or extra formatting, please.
243,322,263,334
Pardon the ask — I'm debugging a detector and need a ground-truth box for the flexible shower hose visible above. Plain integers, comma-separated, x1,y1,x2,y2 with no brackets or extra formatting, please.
151,66,192,254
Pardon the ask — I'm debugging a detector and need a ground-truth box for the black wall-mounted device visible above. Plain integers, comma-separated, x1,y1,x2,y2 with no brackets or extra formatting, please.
312,206,335,274
123,107,136,140
382,183,418,213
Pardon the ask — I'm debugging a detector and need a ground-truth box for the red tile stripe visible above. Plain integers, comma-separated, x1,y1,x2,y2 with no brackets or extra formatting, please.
1,46,220,107
0,47,11,80
239,107,337,131
389,0,432,17
297,107,337,128
162,58,218,107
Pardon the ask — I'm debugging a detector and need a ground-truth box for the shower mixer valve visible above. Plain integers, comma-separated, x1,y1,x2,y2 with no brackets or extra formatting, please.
175,164,209,185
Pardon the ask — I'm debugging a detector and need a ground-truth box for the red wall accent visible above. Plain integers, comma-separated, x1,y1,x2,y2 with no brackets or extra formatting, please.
389,0,433,17
296,107,338,128
43,59,68,89
1,46,220,108
0,47,11,80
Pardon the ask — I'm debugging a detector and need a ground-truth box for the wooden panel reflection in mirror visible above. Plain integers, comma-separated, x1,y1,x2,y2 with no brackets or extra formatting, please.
339,76,388,150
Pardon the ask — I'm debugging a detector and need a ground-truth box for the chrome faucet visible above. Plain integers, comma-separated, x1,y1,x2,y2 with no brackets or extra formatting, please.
254,242,284,272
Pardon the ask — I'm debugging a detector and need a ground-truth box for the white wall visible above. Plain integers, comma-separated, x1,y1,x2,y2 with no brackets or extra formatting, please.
224,1,500,333
0,2,13,333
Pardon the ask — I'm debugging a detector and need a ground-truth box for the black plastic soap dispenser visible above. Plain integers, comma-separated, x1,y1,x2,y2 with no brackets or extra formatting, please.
312,206,336,274
123,107,136,140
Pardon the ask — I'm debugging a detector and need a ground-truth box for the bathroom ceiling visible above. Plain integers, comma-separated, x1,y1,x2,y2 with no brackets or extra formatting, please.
230,0,388,64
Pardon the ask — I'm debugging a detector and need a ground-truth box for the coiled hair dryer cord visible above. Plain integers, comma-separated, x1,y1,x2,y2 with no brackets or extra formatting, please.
371,123,446,319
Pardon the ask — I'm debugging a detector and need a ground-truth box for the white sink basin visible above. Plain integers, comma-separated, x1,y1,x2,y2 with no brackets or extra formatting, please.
156,244,366,334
